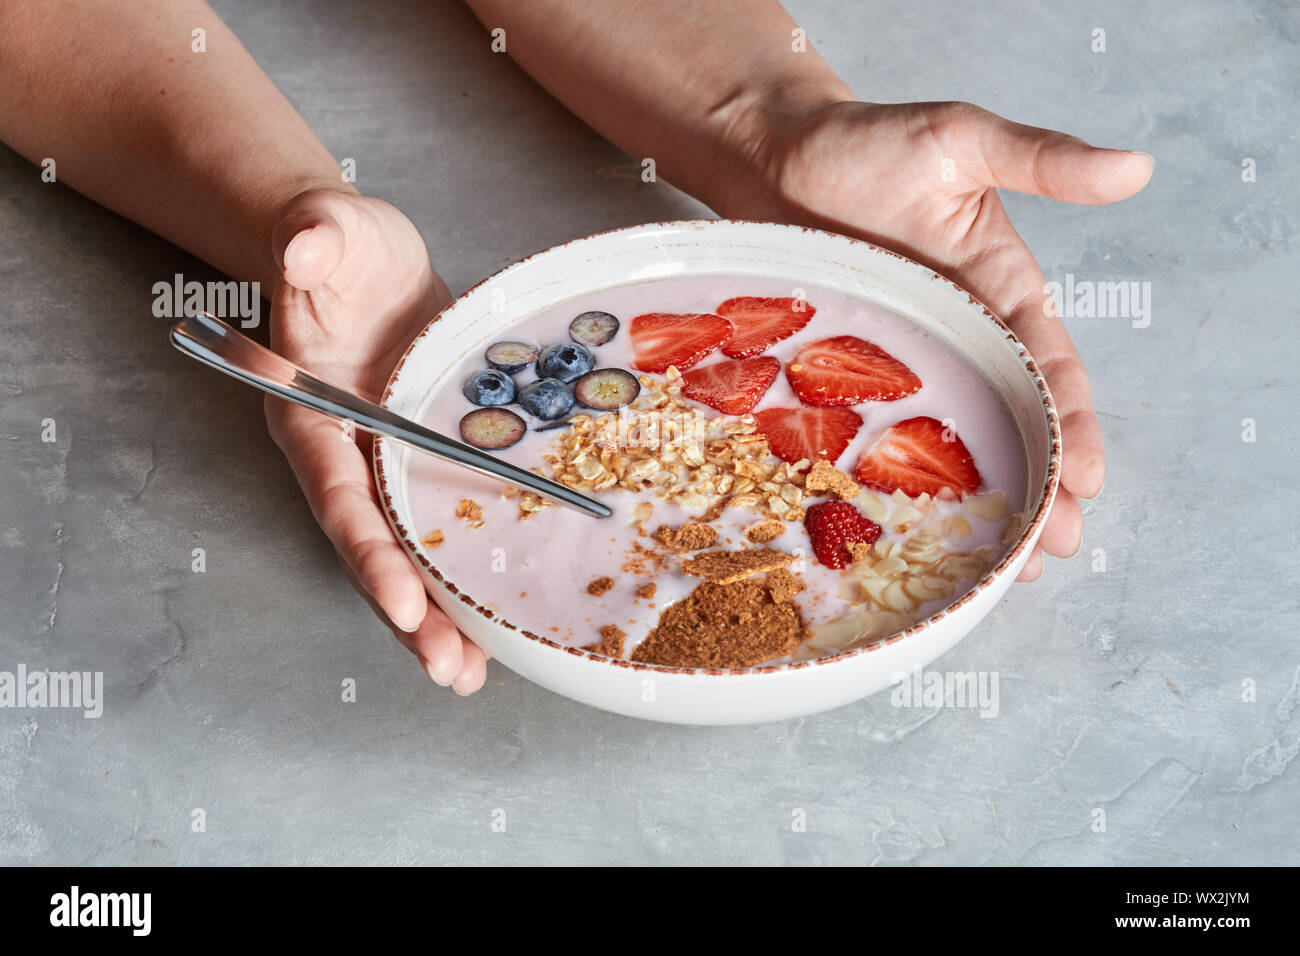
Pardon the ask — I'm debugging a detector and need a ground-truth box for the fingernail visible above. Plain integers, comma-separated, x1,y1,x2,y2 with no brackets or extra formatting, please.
423,659,452,686
281,226,317,273
394,609,425,632
1127,150,1154,167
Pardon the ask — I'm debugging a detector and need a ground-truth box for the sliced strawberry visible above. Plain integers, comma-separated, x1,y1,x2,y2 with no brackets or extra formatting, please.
753,406,863,465
629,312,733,373
804,500,881,569
716,296,816,358
681,356,780,415
852,416,982,497
786,335,922,407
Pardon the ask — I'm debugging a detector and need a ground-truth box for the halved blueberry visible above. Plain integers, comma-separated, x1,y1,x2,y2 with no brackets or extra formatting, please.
569,311,620,347
485,341,539,374
459,407,526,449
462,368,516,406
517,377,575,420
574,368,640,411
536,342,594,383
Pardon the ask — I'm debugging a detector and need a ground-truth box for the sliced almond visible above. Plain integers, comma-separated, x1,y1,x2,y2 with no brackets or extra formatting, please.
860,575,891,607
888,505,917,530
877,554,909,576
858,492,889,524
964,490,1009,521
881,580,915,612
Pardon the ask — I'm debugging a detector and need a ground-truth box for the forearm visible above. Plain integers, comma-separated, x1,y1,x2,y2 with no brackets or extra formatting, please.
0,0,349,288
461,0,853,215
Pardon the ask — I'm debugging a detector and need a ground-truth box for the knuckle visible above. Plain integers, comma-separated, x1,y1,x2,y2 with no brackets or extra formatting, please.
933,100,986,132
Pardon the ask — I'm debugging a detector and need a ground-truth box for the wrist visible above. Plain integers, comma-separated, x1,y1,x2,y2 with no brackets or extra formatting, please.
699,76,857,223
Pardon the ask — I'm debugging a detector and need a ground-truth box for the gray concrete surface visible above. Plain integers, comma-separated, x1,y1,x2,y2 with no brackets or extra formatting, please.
1,0,1296,865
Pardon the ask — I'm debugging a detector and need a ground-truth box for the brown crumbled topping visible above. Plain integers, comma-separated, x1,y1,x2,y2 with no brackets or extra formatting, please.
636,582,657,600
680,548,794,584
765,567,805,604
847,541,876,566
586,576,614,596
745,519,786,543
805,460,860,499
652,521,719,552
630,579,806,668
585,624,627,659
419,529,445,549
622,539,671,575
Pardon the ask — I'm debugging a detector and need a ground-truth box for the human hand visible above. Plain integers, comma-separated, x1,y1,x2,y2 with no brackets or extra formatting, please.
720,100,1153,579
264,188,490,692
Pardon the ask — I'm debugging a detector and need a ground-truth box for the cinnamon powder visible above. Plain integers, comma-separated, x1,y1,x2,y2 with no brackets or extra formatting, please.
621,539,671,576
630,572,807,668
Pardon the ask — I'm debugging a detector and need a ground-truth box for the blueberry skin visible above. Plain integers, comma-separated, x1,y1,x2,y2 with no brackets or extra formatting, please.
462,369,516,407
517,377,575,420
535,342,595,383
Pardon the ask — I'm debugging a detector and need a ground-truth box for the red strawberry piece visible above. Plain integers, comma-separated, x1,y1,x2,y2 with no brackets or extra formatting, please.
852,416,982,498
803,500,882,570
629,312,733,373
786,335,922,407
716,296,816,358
753,406,863,465
681,356,780,415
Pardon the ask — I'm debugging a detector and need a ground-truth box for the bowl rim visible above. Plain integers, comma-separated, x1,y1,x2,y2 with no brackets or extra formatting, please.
374,218,1061,678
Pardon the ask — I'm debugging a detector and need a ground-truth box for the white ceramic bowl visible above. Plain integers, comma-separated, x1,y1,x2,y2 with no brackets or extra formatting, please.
375,220,1060,725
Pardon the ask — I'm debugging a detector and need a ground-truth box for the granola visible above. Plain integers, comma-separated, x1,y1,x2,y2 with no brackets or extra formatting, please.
454,498,485,529
533,368,811,522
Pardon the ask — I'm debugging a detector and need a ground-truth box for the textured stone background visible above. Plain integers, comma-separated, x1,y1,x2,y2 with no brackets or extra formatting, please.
0,0,1295,864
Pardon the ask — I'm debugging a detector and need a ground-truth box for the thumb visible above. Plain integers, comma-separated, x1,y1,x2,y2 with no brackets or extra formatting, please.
271,189,350,291
956,106,1154,205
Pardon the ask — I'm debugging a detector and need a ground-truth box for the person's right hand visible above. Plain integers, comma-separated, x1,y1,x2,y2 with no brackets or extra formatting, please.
715,100,1154,580
263,188,491,694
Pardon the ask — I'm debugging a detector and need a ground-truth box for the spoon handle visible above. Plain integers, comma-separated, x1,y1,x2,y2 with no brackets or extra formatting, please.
170,313,611,518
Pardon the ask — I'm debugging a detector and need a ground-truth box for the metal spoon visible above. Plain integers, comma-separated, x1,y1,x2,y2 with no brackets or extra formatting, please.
169,313,611,518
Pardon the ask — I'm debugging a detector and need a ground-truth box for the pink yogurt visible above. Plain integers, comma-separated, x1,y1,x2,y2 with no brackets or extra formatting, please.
406,275,1028,659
